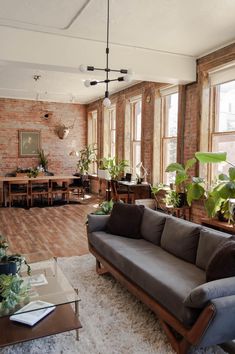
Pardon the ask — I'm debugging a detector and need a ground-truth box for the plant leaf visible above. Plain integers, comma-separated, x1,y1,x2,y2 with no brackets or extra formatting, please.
165,163,184,173
185,158,196,172
229,167,235,181
175,171,188,185
186,183,205,206
218,173,229,181
195,152,227,163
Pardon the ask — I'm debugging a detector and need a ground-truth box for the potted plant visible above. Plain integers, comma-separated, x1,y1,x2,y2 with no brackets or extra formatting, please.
0,236,31,276
164,190,181,208
100,157,129,180
77,144,97,175
0,236,31,314
94,200,114,215
195,152,235,219
151,183,170,210
0,274,28,313
38,149,49,171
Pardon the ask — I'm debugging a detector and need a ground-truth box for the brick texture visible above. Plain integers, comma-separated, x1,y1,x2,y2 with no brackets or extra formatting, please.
0,98,87,176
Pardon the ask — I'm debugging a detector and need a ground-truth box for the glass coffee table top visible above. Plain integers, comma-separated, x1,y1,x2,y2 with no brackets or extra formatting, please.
0,258,79,318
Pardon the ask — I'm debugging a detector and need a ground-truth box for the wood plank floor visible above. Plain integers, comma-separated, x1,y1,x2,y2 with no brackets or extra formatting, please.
0,196,101,263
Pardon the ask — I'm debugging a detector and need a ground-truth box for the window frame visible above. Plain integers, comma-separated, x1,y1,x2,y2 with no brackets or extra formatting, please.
130,97,142,175
87,110,98,174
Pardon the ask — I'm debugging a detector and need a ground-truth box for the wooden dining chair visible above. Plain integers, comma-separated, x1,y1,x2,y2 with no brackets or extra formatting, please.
8,180,29,207
110,180,135,203
51,179,69,205
30,179,50,207
67,176,85,202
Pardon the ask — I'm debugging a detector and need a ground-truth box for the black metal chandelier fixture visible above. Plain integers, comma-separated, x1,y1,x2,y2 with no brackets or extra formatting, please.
79,0,133,107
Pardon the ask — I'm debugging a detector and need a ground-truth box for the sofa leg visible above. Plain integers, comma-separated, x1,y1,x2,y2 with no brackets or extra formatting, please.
96,259,109,275
159,319,191,354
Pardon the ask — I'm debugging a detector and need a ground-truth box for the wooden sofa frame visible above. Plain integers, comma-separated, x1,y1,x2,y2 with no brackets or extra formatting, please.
89,242,216,354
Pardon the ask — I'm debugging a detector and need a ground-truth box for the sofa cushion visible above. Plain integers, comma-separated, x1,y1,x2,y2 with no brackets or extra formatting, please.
106,203,144,239
141,208,167,245
160,217,201,264
206,237,235,281
88,231,205,326
184,277,235,308
196,228,231,270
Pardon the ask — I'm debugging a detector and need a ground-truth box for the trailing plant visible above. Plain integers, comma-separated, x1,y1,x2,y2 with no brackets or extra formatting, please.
151,183,170,196
0,274,28,312
94,200,114,215
27,167,39,178
100,157,129,180
77,144,97,174
164,190,181,208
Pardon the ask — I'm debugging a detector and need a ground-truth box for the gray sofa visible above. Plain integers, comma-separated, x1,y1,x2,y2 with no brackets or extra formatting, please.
87,207,235,354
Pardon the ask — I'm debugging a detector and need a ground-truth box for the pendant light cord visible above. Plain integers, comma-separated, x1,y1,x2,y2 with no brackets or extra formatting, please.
105,0,110,96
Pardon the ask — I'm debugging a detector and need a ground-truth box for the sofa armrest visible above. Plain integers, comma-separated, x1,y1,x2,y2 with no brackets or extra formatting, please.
87,214,110,233
198,295,235,347
184,277,235,308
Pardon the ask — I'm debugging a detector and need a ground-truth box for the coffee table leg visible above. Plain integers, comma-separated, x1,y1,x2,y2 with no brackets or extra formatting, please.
75,288,79,341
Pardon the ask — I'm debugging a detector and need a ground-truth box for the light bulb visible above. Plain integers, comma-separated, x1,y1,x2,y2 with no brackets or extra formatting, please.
79,64,87,73
127,68,133,75
103,97,111,107
84,80,91,87
124,74,132,83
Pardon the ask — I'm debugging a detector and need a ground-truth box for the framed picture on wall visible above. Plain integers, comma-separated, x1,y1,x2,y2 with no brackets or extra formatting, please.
19,130,41,157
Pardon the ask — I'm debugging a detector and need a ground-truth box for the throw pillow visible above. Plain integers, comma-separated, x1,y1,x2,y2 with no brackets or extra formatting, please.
160,217,201,263
206,236,235,282
106,203,145,238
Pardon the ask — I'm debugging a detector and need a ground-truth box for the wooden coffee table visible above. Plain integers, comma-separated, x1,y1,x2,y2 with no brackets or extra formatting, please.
0,259,82,347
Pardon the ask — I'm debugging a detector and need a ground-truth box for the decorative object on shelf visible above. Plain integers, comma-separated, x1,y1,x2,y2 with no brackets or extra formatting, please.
19,130,41,157
228,198,235,224
77,144,97,175
136,162,148,184
79,0,133,107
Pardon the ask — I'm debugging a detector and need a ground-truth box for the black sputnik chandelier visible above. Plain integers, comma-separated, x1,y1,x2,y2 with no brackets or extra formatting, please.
79,0,133,107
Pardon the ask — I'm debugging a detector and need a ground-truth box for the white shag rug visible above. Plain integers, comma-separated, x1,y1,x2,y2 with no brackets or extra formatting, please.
0,254,226,354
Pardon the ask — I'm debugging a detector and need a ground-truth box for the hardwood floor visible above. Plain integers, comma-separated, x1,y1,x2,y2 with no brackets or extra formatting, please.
0,195,101,263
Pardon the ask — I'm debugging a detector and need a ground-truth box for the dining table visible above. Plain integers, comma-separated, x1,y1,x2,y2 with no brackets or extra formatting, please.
0,175,81,207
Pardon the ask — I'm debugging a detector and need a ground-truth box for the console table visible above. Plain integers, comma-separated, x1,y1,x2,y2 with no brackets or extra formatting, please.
201,218,235,235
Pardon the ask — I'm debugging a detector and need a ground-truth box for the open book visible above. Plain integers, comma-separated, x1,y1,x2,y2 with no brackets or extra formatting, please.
10,301,55,326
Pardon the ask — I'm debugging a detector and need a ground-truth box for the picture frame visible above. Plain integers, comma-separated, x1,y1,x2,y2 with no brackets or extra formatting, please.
19,130,41,157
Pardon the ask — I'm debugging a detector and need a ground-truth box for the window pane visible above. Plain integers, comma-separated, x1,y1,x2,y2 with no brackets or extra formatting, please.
165,93,178,137
134,101,142,141
216,80,235,132
162,138,177,184
211,133,235,178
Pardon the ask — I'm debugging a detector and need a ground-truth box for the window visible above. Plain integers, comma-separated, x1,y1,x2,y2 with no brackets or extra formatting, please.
210,80,235,180
161,91,178,184
87,110,97,173
103,105,116,158
131,99,142,173
124,95,142,175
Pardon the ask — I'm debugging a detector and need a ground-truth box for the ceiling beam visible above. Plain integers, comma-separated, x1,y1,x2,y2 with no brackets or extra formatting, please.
0,26,196,84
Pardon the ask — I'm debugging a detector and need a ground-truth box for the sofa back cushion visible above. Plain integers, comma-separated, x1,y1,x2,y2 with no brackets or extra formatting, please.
160,217,201,264
196,228,231,270
106,202,144,239
206,237,235,281
141,208,167,245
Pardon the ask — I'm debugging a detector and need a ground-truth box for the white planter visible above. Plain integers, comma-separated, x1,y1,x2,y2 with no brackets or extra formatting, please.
97,169,111,180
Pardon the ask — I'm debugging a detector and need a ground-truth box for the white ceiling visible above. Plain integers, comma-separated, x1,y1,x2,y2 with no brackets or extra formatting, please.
0,0,234,104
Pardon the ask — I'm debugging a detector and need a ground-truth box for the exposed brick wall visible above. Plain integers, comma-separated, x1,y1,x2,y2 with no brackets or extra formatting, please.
0,98,87,176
